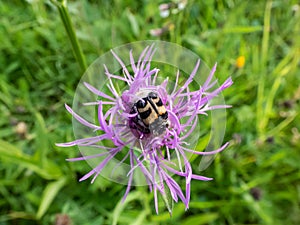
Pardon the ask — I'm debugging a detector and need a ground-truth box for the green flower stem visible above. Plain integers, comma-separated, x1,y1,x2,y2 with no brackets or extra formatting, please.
256,0,272,138
51,0,87,73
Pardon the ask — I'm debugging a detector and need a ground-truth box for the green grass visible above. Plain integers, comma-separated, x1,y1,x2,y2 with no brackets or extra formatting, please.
0,0,299,224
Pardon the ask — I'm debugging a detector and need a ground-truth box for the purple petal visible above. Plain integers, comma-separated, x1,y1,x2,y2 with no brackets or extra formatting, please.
110,50,133,83
83,101,115,106
66,151,109,161
180,142,229,155
105,72,130,83
180,116,198,140
185,182,190,209
140,44,155,70
162,164,212,181
132,154,153,188
171,70,180,95
199,77,233,105
173,59,200,98
84,82,115,101
129,50,137,72
106,77,119,98
201,104,232,111
136,46,149,72
79,149,119,183
122,149,134,202
202,63,217,90
191,174,213,181
56,135,108,147
64,104,100,130
167,110,181,134
97,101,109,133
183,92,202,126
154,185,159,214
163,172,186,203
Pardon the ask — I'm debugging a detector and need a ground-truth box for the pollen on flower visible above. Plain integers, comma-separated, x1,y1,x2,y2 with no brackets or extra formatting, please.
57,44,233,214
236,55,245,68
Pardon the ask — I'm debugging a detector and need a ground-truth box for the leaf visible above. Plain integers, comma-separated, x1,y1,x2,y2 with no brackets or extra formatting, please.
189,201,226,209
126,9,140,37
112,191,141,225
151,203,185,221
36,176,68,219
33,112,49,164
222,26,263,33
181,213,219,225
130,210,148,225
0,140,62,180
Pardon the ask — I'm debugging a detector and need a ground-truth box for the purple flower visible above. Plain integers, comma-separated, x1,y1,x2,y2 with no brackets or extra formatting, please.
57,44,233,214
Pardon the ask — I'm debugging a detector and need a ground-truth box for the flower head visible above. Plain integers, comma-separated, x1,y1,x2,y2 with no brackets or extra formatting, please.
236,55,246,69
57,44,233,214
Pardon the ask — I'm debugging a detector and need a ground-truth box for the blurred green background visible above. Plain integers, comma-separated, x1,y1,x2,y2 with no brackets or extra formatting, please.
0,0,299,224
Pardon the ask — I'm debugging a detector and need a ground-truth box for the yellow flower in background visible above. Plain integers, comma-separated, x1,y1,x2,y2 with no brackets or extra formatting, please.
236,56,245,68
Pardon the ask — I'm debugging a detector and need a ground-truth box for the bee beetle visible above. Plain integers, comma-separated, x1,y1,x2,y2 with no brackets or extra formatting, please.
129,92,169,137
